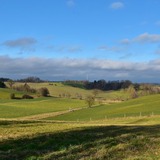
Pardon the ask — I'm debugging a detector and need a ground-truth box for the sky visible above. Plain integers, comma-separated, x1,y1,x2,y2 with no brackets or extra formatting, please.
0,0,160,82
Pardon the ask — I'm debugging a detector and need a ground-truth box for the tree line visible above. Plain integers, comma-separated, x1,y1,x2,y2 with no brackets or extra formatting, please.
63,80,138,91
0,77,44,83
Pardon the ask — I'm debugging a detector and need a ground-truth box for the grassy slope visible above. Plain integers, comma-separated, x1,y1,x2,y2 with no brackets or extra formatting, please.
0,88,24,99
0,97,86,118
0,82,129,119
24,82,129,100
48,94,160,121
1,83,160,159
0,121,160,160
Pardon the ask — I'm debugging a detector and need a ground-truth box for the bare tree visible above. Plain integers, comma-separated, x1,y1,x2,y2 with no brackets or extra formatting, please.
92,89,99,98
127,85,138,99
85,95,95,108
7,79,15,88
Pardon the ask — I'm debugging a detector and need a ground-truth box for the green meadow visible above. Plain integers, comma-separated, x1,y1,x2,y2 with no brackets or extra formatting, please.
0,97,86,118
47,94,160,121
1,82,160,159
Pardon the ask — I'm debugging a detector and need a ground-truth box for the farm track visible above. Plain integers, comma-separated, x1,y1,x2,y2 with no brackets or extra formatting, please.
0,107,86,121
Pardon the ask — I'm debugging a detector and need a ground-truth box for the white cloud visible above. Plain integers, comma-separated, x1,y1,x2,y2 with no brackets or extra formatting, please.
1,55,160,82
110,2,124,10
134,33,160,43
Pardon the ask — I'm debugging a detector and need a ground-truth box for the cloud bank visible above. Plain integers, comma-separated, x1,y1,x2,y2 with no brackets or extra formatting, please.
1,56,160,82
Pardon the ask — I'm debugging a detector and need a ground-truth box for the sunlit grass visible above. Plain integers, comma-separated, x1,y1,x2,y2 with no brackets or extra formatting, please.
47,94,160,121
0,97,86,118
0,120,160,160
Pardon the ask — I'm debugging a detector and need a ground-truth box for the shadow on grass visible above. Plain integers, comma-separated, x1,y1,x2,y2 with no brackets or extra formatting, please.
0,125,160,160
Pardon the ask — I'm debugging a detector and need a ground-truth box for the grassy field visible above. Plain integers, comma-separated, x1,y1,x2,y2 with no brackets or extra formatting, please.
13,82,130,100
1,83,160,159
46,94,160,121
0,88,25,99
0,120,160,160
0,97,86,118
0,82,130,119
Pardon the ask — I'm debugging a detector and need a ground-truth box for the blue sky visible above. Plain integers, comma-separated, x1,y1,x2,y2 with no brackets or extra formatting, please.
0,0,160,82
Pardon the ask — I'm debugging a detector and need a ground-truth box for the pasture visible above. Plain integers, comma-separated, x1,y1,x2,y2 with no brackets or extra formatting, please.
0,120,160,160
47,94,160,121
1,82,160,159
0,97,86,119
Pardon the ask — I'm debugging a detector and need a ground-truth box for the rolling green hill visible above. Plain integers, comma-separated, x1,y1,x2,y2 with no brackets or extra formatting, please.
15,82,130,100
0,88,24,99
0,97,86,118
1,82,160,159
47,94,160,121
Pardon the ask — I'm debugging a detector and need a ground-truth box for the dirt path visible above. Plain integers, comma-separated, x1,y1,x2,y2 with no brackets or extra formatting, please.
16,107,85,120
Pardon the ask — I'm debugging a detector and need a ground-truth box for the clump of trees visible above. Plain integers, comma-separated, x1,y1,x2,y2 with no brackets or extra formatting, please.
38,87,50,97
0,81,6,88
85,80,133,91
139,84,160,96
63,79,133,91
0,78,10,82
13,83,36,93
63,80,87,89
11,83,50,99
10,93,33,99
127,85,138,99
17,76,43,83
22,94,33,99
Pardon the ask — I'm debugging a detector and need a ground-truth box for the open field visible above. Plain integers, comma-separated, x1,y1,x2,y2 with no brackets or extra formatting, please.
0,88,25,99
0,82,130,120
46,94,160,121
12,82,130,100
0,97,86,119
1,83,160,159
0,120,160,160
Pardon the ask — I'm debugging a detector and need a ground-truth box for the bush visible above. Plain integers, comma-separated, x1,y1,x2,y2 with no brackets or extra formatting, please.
22,94,33,99
38,87,50,97
0,81,6,88
85,95,95,108
12,83,37,93
10,93,15,99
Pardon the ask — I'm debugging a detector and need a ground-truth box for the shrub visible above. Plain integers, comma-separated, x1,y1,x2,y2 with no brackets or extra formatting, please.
85,95,95,108
10,93,15,99
0,81,6,88
22,94,33,99
38,87,50,97
12,83,37,93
